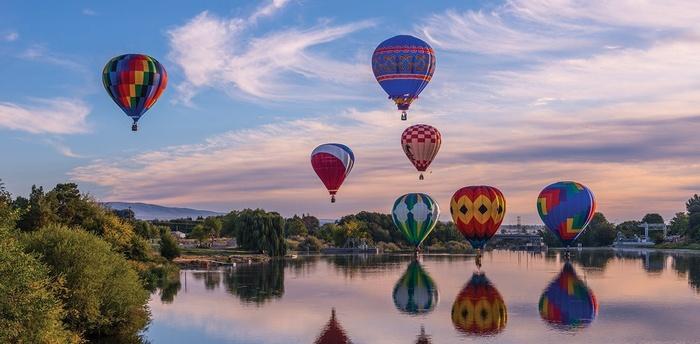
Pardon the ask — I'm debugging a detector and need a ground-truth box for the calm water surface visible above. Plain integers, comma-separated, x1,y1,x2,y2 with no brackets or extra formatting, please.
145,250,700,343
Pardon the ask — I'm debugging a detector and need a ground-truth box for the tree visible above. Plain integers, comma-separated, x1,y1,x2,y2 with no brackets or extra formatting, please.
0,227,80,343
616,220,641,238
301,214,320,234
642,213,664,224
578,212,616,247
191,224,208,246
16,185,55,231
686,194,700,241
668,212,689,236
235,209,286,256
160,231,181,261
0,180,18,228
22,225,149,341
222,211,239,237
203,217,223,245
285,215,308,237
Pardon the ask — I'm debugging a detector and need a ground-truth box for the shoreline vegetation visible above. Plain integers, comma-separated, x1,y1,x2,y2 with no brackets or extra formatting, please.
2,180,700,342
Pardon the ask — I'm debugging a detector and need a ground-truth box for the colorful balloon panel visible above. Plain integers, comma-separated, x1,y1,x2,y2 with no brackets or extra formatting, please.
393,260,439,315
314,309,351,344
537,181,596,246
102,54,167,128
401,124,441,176
539,262,598,330
450,186,506,249
372,35,436,113
392,193,440,249
311,144,354,202
451,272,507,336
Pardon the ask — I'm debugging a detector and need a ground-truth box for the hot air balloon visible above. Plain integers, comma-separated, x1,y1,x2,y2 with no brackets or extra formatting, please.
539,262,598,331
393,260,439,315
102,54,168,131
537,181,596,249
311,143,355,203
372,35,436,120
392,193,440,252
450,186,506,267
451,272,507,336
401,124,441,180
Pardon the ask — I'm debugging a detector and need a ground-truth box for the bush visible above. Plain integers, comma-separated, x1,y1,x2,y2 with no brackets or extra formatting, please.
22,225,150,341
160,232,181,261
298,236,324,252
377,242,401,252
0,227,79,343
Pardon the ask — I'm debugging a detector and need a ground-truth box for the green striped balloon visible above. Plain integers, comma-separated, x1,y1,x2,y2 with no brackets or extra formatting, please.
392,193,440,249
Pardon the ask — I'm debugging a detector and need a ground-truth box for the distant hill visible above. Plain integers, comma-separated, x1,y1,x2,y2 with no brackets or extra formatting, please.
103,202,223,220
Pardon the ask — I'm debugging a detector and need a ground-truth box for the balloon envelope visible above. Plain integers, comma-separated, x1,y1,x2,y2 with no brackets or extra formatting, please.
392,193,439,249
450,186,506,249
393,260,439,315
451,272,507,336
311,143,354,202
539,262,598,330
102,54,167,129
401,124,441,178
372,35,436,114
537,181,595,246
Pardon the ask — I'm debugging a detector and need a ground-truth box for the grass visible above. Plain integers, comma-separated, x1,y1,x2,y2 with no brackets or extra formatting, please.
180,247,260,256
654,242,700,250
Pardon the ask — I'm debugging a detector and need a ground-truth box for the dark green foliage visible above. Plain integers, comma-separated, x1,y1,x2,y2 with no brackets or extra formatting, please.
0,181,17,228
577,213,616,247
235,209,287,256
616,220,641,238
642,213,664,224
301,214,320,234
222,211,239,237
668,212,689,236
111,208,135,221
22,225,150,341
160,231,181,261
223,260,285,304
191,224,208,246
203,216,223,244
0,227,79,343
298,235,324,252
285,215,308,237
686,195,700,241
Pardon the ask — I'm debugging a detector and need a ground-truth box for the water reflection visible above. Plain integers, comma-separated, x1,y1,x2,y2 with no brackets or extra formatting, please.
539,262,598,330
570,250,615,272
392,260,439,315
414,326,432,344
192,270,222,290
672,254,700,292
313,308,351,344
451,271,507,336
222,260,285,305
158,278,181,304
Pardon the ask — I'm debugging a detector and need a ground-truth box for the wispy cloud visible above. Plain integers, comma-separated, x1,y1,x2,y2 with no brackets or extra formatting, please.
0,98,90,134
81,8,97,16
44,138,84,158
19,45,85,71
167,6,374,104
249,0,290,23
2,31,18,42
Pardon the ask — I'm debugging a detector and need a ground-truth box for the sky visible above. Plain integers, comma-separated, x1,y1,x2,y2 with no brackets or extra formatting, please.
2,0,700,224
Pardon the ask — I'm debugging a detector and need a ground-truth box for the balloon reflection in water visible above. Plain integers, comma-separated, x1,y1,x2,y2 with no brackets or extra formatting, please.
415,326,432,344
314,308,352,344
539,262,598,330
451,272,507,336
393,260,439,315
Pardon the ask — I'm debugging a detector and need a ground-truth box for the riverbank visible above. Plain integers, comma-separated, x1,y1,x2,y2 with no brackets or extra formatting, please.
175,248,271,268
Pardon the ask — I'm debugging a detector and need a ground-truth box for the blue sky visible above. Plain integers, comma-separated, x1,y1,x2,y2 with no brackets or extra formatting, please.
2,0,700,223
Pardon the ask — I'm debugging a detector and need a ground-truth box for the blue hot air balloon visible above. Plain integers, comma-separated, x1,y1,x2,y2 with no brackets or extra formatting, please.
372,35,436,120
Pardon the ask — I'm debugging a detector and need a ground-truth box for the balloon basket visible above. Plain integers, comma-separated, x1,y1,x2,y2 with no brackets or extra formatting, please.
401,111,407,121
475,249,482,269
419,173,424,180
131,123,138,132
331,195,336,203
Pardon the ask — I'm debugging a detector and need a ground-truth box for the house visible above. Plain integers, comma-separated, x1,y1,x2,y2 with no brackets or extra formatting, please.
171,230,187,239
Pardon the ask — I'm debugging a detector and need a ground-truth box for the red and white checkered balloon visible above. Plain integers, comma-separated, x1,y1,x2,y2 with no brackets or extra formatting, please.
401,124,441,179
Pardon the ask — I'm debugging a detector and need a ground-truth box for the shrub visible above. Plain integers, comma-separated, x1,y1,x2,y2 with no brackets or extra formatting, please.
22,225,150,341
0,227,79,343
160,231,181,261
298,236,324,252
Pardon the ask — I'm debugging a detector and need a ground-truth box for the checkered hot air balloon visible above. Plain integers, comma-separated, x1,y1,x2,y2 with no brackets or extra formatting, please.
450,186,506,250
539,262,598,331
451,272,507,336
537,181,596,247
392,193,440,251
102,54,168,131
372,35,436,121
311,143,354,203
392,260,439,315
401,124,441,180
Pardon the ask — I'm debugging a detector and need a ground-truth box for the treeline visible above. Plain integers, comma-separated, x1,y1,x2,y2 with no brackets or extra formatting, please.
0,181,180,343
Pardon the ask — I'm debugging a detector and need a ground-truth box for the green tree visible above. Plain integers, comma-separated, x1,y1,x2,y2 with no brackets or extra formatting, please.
668,212,689,236
285,215,308,237
22,225,150,341
301,214,320,234
642,213,664,224
0,227,80,343
686,194,700,241
160,231,181,261
222,210,239,237
235,209,286,256
0,180,18,228
616,220,641,238
578,212,616,247
203,216,223,244
191,224,208,246
16,185,55,231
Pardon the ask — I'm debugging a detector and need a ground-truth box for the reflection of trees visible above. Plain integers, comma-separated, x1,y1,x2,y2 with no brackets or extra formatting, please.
223,260,285,305
672,255,700,293
569,250,615,273
159,279,181,304
325,254,406,278
192,270,222,290
642,252,666,274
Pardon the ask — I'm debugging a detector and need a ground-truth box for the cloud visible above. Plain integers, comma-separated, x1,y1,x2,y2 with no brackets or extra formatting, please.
19,45,85,71
249,0,290,23
2,31,18,42
167,8,374,103
44,138,84,158
0,98,90,134
82,8,97,16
